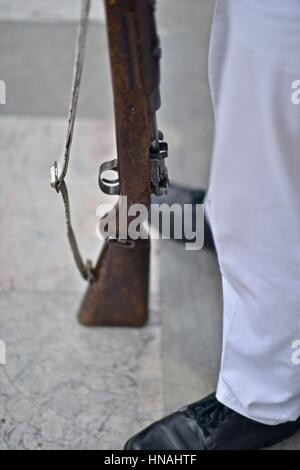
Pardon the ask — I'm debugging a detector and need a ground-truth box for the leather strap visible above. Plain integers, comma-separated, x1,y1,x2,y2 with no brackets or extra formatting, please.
50,0,95,283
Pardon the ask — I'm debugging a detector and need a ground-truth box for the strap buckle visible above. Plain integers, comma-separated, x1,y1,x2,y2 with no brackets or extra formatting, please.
50,160,62,192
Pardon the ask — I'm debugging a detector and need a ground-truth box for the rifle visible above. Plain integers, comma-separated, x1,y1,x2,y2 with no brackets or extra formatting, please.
51,0,168,327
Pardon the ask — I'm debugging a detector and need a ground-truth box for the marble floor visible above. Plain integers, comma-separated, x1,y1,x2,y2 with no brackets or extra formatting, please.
0,114,163,450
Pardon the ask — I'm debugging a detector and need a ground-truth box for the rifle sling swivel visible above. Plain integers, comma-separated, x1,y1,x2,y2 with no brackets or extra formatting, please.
99,159,121,196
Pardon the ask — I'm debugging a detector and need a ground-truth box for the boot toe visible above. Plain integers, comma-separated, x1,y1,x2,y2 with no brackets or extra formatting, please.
124,409,204,450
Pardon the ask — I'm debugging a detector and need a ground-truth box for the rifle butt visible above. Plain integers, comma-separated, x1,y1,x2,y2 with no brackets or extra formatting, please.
78,239,150,327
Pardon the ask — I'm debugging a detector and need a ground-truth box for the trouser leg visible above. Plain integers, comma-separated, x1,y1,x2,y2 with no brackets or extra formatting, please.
207,0,300,425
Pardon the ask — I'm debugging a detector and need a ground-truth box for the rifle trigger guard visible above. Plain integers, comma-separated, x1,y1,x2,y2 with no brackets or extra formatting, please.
99,159,120,196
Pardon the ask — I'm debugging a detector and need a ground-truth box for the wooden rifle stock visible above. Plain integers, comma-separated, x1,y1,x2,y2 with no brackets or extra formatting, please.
78,0,166,327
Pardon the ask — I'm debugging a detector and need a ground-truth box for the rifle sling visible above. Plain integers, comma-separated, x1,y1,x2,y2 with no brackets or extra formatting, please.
50,0,95,283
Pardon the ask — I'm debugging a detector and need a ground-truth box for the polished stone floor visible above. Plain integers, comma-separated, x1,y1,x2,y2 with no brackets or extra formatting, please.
0,115,163,450
0,0,299,450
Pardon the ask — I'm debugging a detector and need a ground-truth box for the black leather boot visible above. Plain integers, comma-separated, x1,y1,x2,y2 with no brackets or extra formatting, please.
151,183,215,250
124,393,300,450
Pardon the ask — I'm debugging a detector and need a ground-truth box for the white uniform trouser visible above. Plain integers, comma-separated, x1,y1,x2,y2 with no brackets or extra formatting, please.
207,0,300,425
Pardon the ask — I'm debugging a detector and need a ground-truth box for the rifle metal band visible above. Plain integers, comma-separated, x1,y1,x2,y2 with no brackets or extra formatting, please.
110,239,136,249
